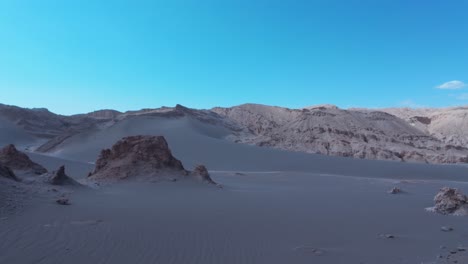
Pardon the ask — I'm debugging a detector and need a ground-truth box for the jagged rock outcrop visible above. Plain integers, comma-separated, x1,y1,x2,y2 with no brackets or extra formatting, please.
88,136,217,184
191,165,216,184
0,144,47,174
90,136,186,179
88,135,187,181
431,187,468,216
47,166,80,186
0,164,18,181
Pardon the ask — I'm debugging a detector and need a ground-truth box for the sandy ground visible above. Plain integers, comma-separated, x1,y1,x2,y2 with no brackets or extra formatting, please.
1,170,468,264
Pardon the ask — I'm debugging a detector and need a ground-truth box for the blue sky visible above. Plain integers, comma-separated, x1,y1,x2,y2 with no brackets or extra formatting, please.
0,0,467,115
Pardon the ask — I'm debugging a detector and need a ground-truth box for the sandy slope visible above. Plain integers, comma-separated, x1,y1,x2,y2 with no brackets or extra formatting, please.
27,152,94,178
0,117,39,148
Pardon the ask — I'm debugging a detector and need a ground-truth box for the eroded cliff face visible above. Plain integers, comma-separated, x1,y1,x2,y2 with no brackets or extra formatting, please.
88,135,186,181
212,104,468,163
381,106,468,147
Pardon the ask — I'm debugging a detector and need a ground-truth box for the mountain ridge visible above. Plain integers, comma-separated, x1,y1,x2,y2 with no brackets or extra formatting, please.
1,102,468,164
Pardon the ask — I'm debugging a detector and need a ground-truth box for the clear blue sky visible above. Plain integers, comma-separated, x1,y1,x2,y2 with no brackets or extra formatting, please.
1,0,467,115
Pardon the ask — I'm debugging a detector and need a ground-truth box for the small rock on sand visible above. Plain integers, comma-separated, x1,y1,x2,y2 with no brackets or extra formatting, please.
70,219,103,226
293,246,325,256
378,233,396,239
388,187,402,194
56,198,70,205
441,226,454,232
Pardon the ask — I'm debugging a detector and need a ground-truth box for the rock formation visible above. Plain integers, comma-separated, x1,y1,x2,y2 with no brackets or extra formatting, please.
388,187,402,194
48,166,79,186
88,135,217,184
431,187,468,215
56,198,70,205
0,164,18,181
191,165,216,184
0,144,47,174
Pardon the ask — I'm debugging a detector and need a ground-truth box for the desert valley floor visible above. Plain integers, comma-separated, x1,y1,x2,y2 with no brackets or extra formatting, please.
1,106,468,264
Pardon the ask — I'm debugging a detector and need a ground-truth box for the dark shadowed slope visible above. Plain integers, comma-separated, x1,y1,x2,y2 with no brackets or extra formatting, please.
0,117,38,147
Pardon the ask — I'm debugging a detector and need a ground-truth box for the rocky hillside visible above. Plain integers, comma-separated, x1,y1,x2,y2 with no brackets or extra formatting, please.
212,104,468,163
380,107,468,147
1,103,468,164
0,103,115,139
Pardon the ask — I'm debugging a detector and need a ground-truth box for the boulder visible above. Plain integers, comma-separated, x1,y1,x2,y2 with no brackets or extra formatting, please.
0,144,47,174
432,187,468,215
